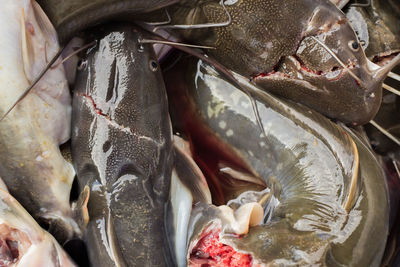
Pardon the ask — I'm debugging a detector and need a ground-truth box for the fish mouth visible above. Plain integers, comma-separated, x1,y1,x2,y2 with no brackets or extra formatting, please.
371,51,400,67
0,224,31,265
188,225,253,267
252,55,353,83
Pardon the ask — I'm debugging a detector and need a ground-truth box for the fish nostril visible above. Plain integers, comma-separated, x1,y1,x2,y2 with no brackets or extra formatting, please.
149,60,159,72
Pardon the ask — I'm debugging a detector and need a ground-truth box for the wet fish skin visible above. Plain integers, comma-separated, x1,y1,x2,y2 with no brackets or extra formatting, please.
72,24,173,266
37,0,180,44
164,57,389,266
0,184,76,267
345,0,400,61
0,0,81,242
165,0,396,124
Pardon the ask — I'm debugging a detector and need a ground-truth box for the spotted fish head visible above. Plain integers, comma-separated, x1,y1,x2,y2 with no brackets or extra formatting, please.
253,2,400,125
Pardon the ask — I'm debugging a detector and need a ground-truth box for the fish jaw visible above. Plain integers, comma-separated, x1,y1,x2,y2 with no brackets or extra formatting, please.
0,0,78,241
0,189,76,267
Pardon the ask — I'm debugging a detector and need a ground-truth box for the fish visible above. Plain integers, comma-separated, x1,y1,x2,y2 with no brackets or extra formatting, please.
36,0,180,44
364,92,400,160
71,24,174,266
163,56,389,266
345,0,400,64
0,181,76,267
330,0,350,8
162,0,400,125
0,0,86,242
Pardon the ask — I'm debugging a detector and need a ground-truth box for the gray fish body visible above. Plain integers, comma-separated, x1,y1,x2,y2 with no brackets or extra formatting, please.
165,58,389,266
72,24,173,266
166,0,395,124
37,0,179,44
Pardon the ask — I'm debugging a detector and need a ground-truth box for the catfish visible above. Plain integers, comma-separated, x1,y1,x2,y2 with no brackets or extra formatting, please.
163,0,400,124
164,56,389,266
72,24,173,266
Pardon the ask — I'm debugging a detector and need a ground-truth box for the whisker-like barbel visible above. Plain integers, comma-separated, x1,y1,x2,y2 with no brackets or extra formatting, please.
393,160,400,181
154,0,231,31
139,39,215,49
388,71,400,83
0,47,64,122
52,41,97,69
144,9,171,26
383,83,400,96
311,36,363,85
370,120,400,146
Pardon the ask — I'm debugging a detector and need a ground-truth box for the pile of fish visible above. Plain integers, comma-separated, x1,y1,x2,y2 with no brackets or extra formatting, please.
0,0,399,266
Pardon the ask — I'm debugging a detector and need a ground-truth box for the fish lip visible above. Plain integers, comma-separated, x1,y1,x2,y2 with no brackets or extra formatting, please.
371,51,400,67
252,55,353,83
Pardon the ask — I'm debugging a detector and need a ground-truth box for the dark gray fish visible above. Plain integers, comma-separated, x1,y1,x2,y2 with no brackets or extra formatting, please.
163,0,400,124
345,0,400,63
164,57,389,266
37,0,179,44
71,24,173,266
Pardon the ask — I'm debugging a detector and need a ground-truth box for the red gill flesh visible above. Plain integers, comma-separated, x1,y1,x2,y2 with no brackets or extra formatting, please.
189,228,252,267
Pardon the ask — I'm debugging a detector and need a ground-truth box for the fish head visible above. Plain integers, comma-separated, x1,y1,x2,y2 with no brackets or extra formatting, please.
253,4,400,125
0,189,76,266
36,0,181,44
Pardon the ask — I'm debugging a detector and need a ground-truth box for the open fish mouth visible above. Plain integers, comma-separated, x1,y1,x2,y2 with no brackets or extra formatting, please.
372,51,400,67
0,224,30,265
252,54,352,82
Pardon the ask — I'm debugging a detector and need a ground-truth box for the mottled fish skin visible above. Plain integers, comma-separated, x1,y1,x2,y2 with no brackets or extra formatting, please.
37,0,180,44
345,0,400,62
165,0,393,124
0,184,76,267
164,57,389,266
72,24,173,266
0,0,79,242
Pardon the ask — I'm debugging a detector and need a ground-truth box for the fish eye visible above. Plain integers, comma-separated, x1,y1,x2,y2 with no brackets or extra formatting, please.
348,41,359,51
77,59,87,70
149,60,158,72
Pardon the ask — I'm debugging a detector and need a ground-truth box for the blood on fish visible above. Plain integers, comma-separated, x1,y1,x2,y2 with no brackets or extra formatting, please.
189,228,252,267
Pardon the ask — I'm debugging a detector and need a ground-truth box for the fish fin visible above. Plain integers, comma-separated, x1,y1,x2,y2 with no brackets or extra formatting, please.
72,186,90,234
32,1,58,49
174,140,212,204
21,8,35,82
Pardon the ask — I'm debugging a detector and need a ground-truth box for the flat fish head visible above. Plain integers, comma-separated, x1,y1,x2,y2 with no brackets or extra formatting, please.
37,0,180,44
253,4,395,125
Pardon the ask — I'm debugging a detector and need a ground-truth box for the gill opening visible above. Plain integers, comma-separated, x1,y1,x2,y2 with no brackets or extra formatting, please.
153,0,232,32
